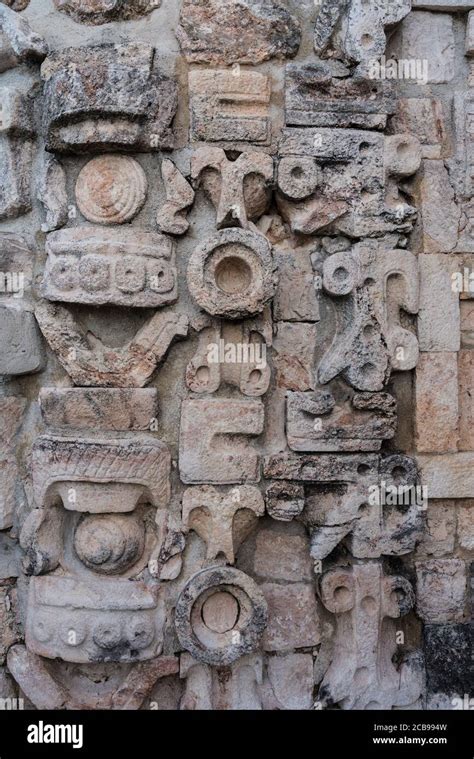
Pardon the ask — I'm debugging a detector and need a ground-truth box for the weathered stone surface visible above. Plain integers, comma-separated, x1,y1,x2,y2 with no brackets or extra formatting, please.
319,243,419,391
417,501,456,558
175,567,268,665
457,502,474,551
188,69,271,145
0,305,43,376
286,391,397,452
177,0,301,65
37,154,67,233
182,485,264,563
0,4,46,72
314,0,411,65
186,315,271,397
0,396,26,530
265,482,304,522
39,388,159,432
391,99,446,157
0,88,35,220
7,645,69,710
318,563,423,709
416,559,467,623
261,582,320,651
187,229,276,319
179,399,264,484
273,246,319,322
35,301,187,387
416,161,460,253
263,653,314,710
418,453,474,499
285,62,396,130
41,43,177,153
458,350,474,451
191,147,273,230
254,529,312,582
179,652,263,710
390,11,455,84
157,159,194,236
424,624,473,703
75,155,147,225
53,0,161,25
42,228,177,308
418,256,460,352
273,322,317,391
415,353,459,453
264,451,378,482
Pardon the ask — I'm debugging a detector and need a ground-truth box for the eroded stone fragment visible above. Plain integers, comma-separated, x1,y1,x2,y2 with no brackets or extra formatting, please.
35,301,188,387
40,388,159,432
177,0,301,65
389,10,455,84
179,399,264,484
417,453,474,499
416,559,467,623
189,69,271,145
265,482,304,522
459,351,474,451
186,314,272,397
42,228,177,308
0,306,43,375
286,391,397,452
187,229,276,319
75,155,147,225
424,624,473,707
318,563,424,709
191,147,273,229
416,161,460,253
41,43,177,153
53,0,160,25
263,653,313,710
182,485,264,564
261,582,320,651
418,256,460,352
0,88,35,220
273,321,317,391
0,396,26,530
273,247,319,322
37,154,67,232
415,353,459,453
0,4,46,72
179,652,263,710
175,566,268,665
157,159,194,236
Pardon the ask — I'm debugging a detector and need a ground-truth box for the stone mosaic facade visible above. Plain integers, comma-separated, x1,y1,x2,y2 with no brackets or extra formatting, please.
0,0,472,711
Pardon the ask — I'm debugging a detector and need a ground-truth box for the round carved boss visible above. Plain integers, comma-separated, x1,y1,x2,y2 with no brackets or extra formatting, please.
75,155,147,225
186,229,276,319
175,566,268,666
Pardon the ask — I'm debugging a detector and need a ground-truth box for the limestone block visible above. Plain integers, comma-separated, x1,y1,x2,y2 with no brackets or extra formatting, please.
177,0,301,65
418,256,460,352
25,575,166,663
391,99,446,154
417,161,460,253
273,247,319,322
273,322,317,391
188,69,271,146
314,0,410,64
319,243,419,391
186,314,272,397
285,62,396,130
418,453,474,498
261,582,320,651
253,529,313,582
191,147,273,230
416,559,467,623
179,653,263,710
318,563,423,709
417,501,456,557
182,485,264,563
0,88,35,221
457,502,474,551
75,155,147,225
42,228,177,309
286,391,397,452
179,399,264,484
415,353,459,453
37,154,67,233
0,305,43,376
458,350,474,451
264,451,379,482
461,300,474,348
264,482,304,522
0,4,46,72
0,397,26,529
35,301,188,387
41,43,177,153
187,229,276,319
175,567,268,665
467,10,474,56
156,159,194,236
390,11,455,84
263,653,314,710
53,0,160,25
39,388,159,432
423,624,473,705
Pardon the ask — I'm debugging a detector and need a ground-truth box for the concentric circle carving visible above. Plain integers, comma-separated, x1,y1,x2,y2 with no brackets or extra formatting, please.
75,155,147,225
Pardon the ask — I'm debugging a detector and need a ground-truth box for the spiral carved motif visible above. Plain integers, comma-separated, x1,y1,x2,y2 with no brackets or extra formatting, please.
75,155,148,225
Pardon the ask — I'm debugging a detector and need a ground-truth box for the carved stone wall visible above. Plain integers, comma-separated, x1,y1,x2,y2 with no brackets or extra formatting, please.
0,0,472,711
